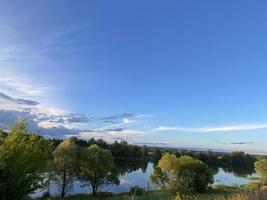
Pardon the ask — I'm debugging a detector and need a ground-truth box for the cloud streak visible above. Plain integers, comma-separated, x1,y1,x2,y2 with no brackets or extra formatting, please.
79,128,144,143
0,92,39,106
156,123,267,133
223,141,253,145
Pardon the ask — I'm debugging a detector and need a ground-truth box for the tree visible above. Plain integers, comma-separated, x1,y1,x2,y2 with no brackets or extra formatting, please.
175,155,213,193
0,121,53,200
255,159,267,185
150,153,213,195
53,138,78,198
151,153,179,191
141,145,148,158
152,148,162,165
79,145,115,195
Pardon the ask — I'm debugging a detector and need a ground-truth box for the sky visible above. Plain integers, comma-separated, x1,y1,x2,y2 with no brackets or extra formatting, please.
1,1,267,154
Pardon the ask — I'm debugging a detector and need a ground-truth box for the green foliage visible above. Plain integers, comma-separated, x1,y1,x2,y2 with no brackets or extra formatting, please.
150,166,169,190
0,121,53,200
255,158,267,185
152,148,162,164
79,144,116,195
0,128,7,145
129,186,145,196
62,138,148,160
53,138,78,198
176,155,214,193
173,193,197,200
40,187,237,200
151,153,213,195
110,141,148,159
222,190,267,200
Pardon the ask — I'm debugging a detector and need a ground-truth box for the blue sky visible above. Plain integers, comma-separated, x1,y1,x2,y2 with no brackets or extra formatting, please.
1,1,267,153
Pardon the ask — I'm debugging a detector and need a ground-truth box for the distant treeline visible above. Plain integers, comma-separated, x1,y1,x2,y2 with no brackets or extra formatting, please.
1,126,258,173
48,137,149,160
1,126,259,174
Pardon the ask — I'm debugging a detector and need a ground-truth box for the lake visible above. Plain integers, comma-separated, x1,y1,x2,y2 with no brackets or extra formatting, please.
32,161,258,198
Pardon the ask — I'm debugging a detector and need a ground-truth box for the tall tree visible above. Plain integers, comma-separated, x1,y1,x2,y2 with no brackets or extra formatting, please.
79,145,115,195
0,121,53,200
53,138,78,198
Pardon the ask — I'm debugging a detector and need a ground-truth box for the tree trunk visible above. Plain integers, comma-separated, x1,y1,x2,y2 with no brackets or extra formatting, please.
61,169,66,199
91,172,98,195
92,184,96,196
91,183,98,195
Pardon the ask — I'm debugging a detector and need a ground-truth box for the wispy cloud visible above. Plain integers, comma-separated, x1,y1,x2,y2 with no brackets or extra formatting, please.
0,92,39,106
79,128,144,143
0,76,56,98
223,141,253,145
133,142,172,146
156,123,267,133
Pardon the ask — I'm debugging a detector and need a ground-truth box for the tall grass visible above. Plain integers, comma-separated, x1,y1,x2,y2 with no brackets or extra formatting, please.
216,190,267,200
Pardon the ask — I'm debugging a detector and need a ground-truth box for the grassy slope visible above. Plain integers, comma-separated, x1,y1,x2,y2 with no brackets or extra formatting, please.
42,186,238,200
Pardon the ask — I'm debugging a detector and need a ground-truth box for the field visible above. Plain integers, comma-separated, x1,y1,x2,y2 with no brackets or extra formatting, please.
41,185,238,200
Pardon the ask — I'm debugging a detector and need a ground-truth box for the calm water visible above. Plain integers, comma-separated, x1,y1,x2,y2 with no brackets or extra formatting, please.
32,162,258,198
213,168,258,186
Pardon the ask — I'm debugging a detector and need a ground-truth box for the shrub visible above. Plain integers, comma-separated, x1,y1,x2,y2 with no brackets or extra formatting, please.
173,193,196,200
151,153,213,194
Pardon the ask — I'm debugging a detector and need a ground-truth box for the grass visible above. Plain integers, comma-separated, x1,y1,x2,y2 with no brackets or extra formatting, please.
40,186,238,200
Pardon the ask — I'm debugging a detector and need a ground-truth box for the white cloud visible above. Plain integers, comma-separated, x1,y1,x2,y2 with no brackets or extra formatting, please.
122,118,135,124
0,76,56,98
156,123,267,133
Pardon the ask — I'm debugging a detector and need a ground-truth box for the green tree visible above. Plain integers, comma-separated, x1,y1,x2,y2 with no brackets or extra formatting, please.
53,138,78,198
0,121,53,200
150,153,213,195
175,155,213,193
141,145,148,158
255,159,267,185
151,153,179,191
79,145,115,195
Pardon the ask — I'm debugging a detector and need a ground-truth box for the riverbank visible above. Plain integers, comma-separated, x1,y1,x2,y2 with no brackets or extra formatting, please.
40,185,238,200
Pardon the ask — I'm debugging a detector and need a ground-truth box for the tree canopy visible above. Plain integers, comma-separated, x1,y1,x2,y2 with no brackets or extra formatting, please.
53,138,78,198
151,153,213,195
255,159,267,185
0,121,53,200
79,144,116,195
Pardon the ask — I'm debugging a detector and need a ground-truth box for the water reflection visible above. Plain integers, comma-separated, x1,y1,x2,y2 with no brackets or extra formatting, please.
214,168,258,186
33,160,258,198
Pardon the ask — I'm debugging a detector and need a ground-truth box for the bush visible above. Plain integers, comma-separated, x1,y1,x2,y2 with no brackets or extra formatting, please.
151,154,213,194
174,193,196,200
